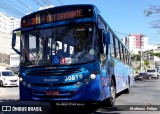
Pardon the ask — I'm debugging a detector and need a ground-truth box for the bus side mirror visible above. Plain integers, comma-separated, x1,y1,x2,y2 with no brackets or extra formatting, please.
103,32,110,44
12,30,21,54
99,30,110,53
99,29,105,53
100,32,110,65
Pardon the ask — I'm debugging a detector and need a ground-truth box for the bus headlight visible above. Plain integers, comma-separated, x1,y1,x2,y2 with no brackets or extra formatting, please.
84,79,89,84
90,74,96,79
23,81,26,86
27,83,31,88
76,82,81,87
19,77,23,82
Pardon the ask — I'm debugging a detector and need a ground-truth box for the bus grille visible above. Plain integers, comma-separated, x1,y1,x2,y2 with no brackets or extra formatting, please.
26,68,81,76
32,81,76,87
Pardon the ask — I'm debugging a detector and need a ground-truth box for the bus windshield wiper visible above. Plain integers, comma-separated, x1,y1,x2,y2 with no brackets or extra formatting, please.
33,27,47,65
33,27,44,44
56,26,72,41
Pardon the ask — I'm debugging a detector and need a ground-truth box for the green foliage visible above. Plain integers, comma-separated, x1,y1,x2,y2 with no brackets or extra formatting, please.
134,68,139,73
131,54,140,61
149,52,160,58
144,60,149,66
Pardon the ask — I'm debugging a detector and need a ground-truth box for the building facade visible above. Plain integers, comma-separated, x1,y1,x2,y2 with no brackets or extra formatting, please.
9,17,20,33
0,13,20,33
122,34,148,54
10,50,20,67
142,46,160,68
0,13,10,33
0,12,20,66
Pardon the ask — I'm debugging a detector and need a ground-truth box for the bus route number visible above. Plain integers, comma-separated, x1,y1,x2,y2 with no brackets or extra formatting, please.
64,75,83,81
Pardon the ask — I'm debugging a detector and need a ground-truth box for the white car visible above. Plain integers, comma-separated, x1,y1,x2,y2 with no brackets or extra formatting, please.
146,69,159,79
0,70,19,87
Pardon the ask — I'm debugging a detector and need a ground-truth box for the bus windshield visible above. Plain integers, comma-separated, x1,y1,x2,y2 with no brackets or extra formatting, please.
21,23,98,66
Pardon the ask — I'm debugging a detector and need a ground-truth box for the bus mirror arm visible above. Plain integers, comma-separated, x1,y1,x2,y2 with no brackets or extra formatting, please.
12,46,21,55
100,31,110,53
12,30,21,55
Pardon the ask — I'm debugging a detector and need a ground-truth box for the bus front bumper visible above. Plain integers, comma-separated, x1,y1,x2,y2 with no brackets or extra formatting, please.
19,77,104,102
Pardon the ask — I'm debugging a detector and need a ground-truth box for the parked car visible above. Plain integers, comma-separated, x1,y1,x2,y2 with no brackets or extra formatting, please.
6,65,19,74
146,69,159,79
0,70,19,87
134,72,151,81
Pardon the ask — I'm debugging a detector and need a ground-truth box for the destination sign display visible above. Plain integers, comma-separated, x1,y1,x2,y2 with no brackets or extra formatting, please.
21,6,94,28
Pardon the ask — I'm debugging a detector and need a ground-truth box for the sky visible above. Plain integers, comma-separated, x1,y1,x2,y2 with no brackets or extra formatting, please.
1,0,160,45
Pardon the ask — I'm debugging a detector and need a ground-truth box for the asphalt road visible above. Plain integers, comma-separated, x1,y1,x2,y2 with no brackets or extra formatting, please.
0,78,160,114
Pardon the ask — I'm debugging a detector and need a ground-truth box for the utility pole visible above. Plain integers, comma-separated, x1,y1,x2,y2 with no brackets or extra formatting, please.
140,34,143,72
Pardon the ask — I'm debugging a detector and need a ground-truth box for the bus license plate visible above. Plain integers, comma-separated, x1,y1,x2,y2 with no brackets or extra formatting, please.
45,91,59,96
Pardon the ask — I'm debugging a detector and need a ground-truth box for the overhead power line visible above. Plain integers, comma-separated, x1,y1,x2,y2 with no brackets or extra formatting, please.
6,0,28,14
33,0,44,7
1,0,25,15
114,30,128,36
47,0,56,6
0,0,25,17
17,0,31,10
114,30,160,39
17,0,33,12
57,0,64,5
41,0,50,5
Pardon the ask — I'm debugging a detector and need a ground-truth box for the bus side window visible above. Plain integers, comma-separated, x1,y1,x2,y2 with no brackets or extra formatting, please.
109,32,115,57
112,34,117,58
121,46,125,62
124,49,127,64
127,52,130,65
115,37,120,59
118,41,122,60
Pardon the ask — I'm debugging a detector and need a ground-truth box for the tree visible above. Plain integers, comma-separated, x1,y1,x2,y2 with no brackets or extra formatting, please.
144,5,160,30
144,60,149,67
149,52,160,58
131,54,140,61
131,54,141,73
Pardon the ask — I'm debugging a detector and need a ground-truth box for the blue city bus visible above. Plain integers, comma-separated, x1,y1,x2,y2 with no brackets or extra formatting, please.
12,4,134,107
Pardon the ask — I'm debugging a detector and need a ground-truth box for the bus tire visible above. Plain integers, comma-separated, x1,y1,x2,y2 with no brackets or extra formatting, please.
123,78,130,94
102,78,116,107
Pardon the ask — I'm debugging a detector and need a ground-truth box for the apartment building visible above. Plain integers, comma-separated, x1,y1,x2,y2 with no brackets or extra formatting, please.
122,34,148,54
9,17,20,33
0,13,20,33
0,13,20,65
0,13,10,33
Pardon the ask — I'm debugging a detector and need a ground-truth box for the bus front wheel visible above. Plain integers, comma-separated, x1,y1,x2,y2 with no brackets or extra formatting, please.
102,79,116,107
123,78,130,94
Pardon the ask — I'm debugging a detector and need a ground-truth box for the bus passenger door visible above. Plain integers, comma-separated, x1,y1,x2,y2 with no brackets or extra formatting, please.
99,29,113,99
